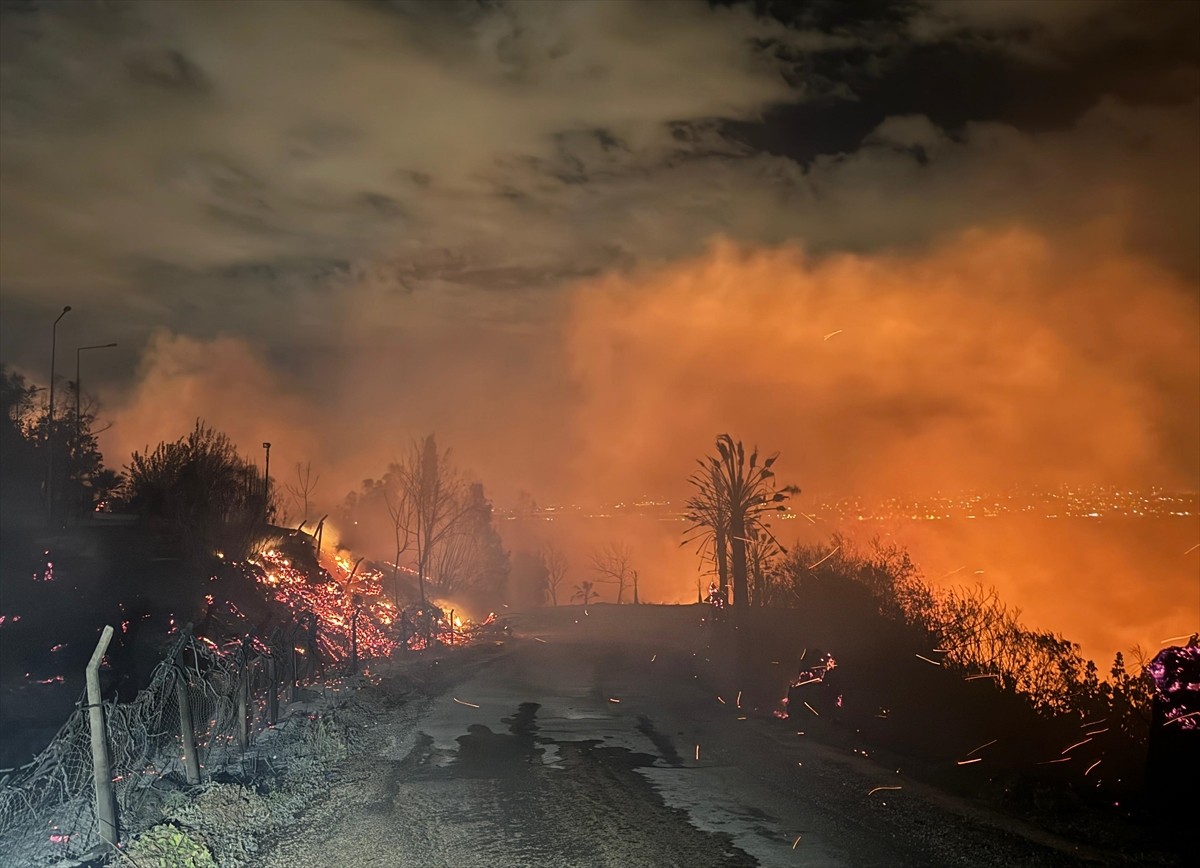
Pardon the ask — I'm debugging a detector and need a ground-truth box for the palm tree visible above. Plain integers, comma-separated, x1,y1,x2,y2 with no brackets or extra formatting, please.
684,434,798,608
571,579,598,607
683,462,731,597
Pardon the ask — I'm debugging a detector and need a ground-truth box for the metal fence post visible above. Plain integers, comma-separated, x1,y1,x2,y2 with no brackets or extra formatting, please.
236,663,249,752
86,625,118,849
174,658,201,785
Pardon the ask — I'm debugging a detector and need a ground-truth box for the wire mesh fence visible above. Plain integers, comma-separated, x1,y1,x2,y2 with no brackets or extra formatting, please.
0,623,322,865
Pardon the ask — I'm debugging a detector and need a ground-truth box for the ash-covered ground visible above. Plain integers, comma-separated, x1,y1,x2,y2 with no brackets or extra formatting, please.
123,605,1182,868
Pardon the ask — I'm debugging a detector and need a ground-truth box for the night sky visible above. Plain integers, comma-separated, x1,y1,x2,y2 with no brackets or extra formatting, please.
1,0,1197,504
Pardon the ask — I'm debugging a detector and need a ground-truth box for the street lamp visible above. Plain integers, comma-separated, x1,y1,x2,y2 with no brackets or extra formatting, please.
76,343,118,436
262,442,272,522
47,305,72,525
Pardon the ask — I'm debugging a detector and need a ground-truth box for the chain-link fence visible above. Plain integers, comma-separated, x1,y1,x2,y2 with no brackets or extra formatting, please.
0,623,322,865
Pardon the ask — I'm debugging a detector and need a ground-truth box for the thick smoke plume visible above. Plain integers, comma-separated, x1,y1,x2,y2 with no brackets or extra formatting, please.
564,225,1198,503
98,225,1199,657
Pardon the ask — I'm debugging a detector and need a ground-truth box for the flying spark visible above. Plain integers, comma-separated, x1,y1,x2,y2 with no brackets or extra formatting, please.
914,654,941,666
867,786,902,796
966,739,997,756
1164,710,1200,726
823,330,843,341
807,546,840,570
453,698,480,708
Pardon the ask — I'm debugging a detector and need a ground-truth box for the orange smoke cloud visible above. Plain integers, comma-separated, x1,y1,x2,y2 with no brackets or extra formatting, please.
102,331,320,477
564,225,1199,502
96,226,1197,648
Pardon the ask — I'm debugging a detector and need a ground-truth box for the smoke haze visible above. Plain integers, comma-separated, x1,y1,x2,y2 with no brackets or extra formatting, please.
2,0,1196,661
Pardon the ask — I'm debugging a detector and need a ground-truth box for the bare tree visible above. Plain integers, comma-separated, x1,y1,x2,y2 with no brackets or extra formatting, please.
542,542,569,606
383,482,412,608
426,483,507,599
591,542,635,604
396,435,472,605
283,461,320,527
684,434,798,608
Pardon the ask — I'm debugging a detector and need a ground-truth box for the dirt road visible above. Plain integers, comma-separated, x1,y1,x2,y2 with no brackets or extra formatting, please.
261,607,1114,867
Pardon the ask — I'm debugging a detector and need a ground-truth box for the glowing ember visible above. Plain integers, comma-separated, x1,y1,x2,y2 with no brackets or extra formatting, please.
246,548,397,662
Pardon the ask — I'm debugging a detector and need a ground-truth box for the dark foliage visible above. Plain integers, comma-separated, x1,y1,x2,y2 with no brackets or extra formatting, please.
120,420,271,563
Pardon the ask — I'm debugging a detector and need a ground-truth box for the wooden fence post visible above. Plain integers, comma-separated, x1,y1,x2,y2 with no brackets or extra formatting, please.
86,626,118,849
174,656,201,785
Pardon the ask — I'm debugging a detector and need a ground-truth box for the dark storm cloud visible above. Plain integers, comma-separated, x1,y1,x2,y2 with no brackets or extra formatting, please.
727,0,1200,162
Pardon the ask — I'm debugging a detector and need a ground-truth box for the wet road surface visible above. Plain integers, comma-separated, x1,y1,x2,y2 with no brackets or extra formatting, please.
262,607,1108,867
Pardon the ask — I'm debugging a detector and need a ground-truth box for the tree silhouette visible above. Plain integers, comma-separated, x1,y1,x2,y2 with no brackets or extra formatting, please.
571,579,598,607
428,481,508,601
542,542,569,606
396,436,464,604
591,541,636,604
684,434,798,608
283,461,320,527
122,420,267,562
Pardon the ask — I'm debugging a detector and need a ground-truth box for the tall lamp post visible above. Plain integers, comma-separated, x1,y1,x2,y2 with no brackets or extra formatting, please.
262,441,272,523
47,305,72,525
76,343,118,436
